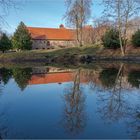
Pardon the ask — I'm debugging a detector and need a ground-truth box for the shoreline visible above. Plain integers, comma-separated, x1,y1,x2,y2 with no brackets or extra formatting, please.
80,55,140,62
0,55,139,69
0,55,140,63
0,47,140,65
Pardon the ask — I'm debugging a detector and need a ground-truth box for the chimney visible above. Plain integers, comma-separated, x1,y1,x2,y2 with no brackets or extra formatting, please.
59,24,65,29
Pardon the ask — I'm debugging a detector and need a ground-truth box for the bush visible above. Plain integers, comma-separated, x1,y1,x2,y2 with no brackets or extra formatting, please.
12,21,32,50
0,33,12,53
102,28,122,49
132,29,140,47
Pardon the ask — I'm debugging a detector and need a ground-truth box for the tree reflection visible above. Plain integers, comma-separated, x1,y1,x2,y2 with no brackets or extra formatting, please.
63,69,86,135
97,64,130,122
97,64,140,138
99,68,119,89
0,67,33,91
81,69,100,91
128,71,140,88
0,68,12,85
12,68,32,91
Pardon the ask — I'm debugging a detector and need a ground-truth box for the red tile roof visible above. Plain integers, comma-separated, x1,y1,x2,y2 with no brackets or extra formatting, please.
27,26,75,41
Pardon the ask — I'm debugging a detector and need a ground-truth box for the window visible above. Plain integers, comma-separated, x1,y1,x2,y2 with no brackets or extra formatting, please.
47,41,50,46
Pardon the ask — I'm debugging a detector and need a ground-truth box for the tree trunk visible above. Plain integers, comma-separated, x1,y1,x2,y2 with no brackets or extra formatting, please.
119,32,125,56
80,27,83,47
117,0,125,56
123,7,129,54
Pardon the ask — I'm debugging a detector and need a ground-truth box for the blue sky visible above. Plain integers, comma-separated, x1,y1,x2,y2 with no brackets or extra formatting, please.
1,0,103,34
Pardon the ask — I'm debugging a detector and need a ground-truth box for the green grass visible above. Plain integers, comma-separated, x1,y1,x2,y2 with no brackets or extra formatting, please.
0,45,102,61
46,45,102,57
0,45,140,64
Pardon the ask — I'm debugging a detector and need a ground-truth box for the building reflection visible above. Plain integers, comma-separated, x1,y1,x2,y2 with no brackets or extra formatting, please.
28,72,75,85
28,67,88,86
0,65,139,92
0,64,139,92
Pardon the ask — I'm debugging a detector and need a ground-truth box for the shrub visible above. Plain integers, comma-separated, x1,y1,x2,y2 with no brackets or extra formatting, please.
102,28,122,49
12,21,32,50
0,33,12,53
132,29,140,47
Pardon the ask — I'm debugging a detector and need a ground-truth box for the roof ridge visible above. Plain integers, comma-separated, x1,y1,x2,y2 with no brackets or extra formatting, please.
27,26,73,30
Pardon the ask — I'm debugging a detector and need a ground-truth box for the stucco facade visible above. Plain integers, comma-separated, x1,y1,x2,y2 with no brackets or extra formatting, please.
32,39,75,49
49,40,75,48
32,40,50,49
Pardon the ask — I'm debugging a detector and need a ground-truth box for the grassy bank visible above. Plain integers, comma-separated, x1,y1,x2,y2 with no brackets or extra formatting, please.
0,46,101,62
0,46,140,64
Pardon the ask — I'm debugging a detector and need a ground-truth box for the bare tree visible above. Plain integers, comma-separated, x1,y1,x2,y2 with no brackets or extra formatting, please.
102,0,140,56
65,0,92,46
91,18,111,44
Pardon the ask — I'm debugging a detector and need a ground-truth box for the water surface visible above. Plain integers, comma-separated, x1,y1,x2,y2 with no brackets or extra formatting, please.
0,63,139,139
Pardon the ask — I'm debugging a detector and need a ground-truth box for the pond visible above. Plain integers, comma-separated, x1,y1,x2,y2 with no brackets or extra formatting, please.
0,63,139,139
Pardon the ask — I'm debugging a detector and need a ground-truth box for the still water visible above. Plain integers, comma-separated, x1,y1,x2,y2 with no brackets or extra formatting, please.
0,63,139,139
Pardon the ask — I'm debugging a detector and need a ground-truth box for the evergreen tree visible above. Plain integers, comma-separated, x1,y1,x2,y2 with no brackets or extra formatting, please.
132,29,140,47
0,33,12,53
12,22,32,50
102,28,123,49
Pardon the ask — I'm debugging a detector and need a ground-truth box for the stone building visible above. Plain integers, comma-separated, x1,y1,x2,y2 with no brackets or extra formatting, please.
27,24,75,49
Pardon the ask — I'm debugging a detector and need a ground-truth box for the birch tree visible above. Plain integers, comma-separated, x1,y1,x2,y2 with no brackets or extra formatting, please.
65,0,92,46
102,0,140,56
